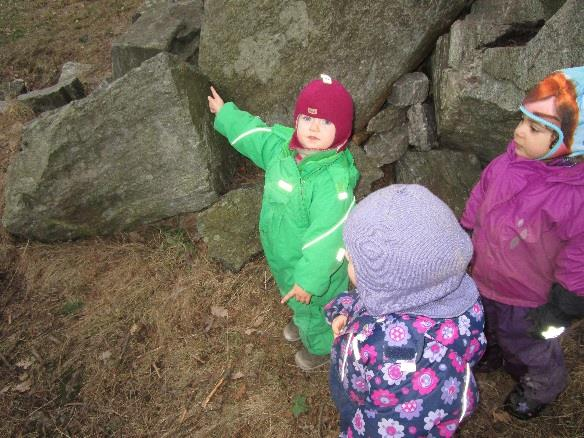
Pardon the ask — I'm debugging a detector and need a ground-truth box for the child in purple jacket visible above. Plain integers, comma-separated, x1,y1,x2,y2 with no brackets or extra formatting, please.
326,184,486,437
461,67,584,419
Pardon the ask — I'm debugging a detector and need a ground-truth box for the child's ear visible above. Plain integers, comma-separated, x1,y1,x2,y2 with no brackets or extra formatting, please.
549,132,559,149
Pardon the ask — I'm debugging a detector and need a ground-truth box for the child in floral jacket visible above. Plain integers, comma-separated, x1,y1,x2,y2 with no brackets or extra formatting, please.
325,185,486,437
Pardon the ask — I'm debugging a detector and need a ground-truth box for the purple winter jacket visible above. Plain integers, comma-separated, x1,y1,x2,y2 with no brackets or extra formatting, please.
461,140,584,307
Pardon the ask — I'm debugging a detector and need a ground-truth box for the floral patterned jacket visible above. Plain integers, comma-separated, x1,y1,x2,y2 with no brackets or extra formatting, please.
325,292,486,438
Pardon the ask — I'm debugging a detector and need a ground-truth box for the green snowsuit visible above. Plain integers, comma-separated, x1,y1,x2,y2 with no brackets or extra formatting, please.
215,102,360,355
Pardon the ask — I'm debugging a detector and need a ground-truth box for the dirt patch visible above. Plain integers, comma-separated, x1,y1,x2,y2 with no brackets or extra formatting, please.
1,2,583,437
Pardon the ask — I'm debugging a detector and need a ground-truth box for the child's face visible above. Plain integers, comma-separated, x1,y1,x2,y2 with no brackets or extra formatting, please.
513,115,556,159
296,115,336,150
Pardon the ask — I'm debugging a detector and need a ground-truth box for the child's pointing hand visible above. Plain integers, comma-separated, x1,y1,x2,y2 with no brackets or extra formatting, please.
281,284,312,305
208,86,224,114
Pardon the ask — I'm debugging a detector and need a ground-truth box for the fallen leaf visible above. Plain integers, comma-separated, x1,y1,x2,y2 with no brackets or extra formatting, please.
18,373,29,382
252,315,264,328
99,351,112,361
233,383,247,401
492,410,511,423
15,358,34,369
130,323,140,335
14,380,31,393
211,306,228,318
1,385,11,394
231,371,244,380
244,328,259,335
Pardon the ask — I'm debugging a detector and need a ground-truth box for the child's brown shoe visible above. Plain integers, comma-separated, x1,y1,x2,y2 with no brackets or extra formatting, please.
294,348,329,371
283,320,300,342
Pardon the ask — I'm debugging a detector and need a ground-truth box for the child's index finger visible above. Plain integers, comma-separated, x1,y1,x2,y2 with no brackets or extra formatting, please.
210,86,219,98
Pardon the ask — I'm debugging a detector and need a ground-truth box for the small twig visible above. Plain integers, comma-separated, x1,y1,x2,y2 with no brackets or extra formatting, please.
27,396,58,418
152,362,162,378
201,366,232,408
192,354,205,365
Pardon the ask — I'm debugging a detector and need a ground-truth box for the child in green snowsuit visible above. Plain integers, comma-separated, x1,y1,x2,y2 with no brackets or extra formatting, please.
208,75,359,370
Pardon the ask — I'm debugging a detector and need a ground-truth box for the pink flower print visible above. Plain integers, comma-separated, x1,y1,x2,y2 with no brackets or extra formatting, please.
437,419,459,437
423,409,446,431
347,428,354,438
470,302,483,320
423,341,447,363
349,390,365,405
351,321,360,332
448,352,465,373
408,426,417,435
440,377,460,405
412,368,439,395
464,339,481,362
384,321,411,347
457,315,471,336
352,409,366,435
340,296,354,307
361,323,375,338
351,373,369,393
435,320,459,346
360,344,377,365
381,363,406,385
377,418,405,438
413,316,436,333
371,389,398,408
395,398,424,420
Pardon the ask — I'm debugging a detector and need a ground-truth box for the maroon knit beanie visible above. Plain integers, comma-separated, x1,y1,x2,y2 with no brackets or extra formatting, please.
289,74,354,151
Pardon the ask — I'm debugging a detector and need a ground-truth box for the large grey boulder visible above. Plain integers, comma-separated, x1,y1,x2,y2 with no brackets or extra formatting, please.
363,126,409,166
366,106,406,134
197,184,263,272
395,150,482,218
3,53,235,242
432,0,581,163
58,62,93,84
386,72,430,107
349,144,384,200
407,103,438,151
17,77,85,113
199,0,471,129
112,0,203,79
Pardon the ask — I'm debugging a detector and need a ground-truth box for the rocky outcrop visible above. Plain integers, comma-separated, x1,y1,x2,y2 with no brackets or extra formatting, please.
0,79,26,100
199,0,471,128
197,184,263,271
432,0,581,163
3,53,235,241
395,150,482,218
112,0,203,79
17,77,85,113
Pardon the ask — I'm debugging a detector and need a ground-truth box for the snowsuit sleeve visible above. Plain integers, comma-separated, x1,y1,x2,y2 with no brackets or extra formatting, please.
294,173,356,297
213,102,286,170
554,206,584,296
324,291,361,323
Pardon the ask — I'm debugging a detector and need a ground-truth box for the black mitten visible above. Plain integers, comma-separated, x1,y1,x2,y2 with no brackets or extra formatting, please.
527,283,584,339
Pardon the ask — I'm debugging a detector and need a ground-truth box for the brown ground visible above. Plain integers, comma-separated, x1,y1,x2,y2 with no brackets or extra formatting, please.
1,1,583,437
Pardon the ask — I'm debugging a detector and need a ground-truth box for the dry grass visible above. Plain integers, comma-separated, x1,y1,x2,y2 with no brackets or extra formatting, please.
1,1,583,437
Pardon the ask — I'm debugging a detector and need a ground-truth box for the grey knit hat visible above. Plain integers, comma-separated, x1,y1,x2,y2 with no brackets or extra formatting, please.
343,184,478,319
